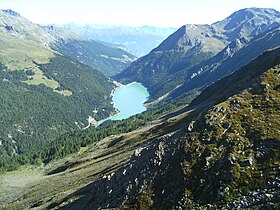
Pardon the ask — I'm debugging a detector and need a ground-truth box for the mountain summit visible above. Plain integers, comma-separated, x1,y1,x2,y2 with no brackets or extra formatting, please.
213,8,280,41
152,24,224,52
2,9,20,17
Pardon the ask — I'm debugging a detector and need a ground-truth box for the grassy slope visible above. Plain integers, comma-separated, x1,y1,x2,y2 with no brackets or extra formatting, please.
0,10,66,94
0,32,64,92
0,120,162,209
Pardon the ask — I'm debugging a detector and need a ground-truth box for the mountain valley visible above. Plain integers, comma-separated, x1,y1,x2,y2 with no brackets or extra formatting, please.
0,6,280,210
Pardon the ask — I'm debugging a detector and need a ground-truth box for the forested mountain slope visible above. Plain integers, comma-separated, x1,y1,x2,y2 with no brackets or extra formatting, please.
0,9,116,166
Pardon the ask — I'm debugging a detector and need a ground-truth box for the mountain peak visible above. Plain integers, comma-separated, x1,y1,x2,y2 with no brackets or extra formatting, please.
226,8,280,23
222,7,280,25
213,7,280,41
235,7,280,15
151,24,223,53
2,9,20,17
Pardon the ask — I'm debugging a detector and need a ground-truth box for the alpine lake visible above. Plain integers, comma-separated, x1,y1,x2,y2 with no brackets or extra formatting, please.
96,82,149,126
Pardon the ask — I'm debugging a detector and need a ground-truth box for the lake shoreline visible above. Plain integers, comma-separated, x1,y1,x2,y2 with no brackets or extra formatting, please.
83,81,125,130
94,82,149,127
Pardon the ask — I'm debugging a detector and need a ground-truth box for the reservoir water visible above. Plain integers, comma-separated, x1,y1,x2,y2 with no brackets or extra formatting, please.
96,82,149,126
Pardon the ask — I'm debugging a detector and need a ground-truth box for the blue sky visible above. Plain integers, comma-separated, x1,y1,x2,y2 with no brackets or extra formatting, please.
0,0,279,27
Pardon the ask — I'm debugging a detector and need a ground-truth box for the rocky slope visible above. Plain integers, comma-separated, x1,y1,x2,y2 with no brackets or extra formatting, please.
114,24,227,99
59,47,280,209
115,8,280,100
213,7,280,41
169,26,280,100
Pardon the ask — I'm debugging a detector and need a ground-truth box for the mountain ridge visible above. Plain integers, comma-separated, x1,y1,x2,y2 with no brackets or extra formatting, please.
0,9,136,76
115,7,280,100
2,9,20,16
213,7,280,41
169,26,280,100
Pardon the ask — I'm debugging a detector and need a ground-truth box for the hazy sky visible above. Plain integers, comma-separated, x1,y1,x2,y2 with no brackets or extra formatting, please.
0,0,279,27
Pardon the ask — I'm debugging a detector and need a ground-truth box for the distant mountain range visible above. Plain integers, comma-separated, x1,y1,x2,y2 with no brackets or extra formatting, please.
115,8,280,101
56,24,177,57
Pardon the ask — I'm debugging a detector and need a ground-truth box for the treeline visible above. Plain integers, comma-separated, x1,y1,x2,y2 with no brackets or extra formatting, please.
0,109,160,172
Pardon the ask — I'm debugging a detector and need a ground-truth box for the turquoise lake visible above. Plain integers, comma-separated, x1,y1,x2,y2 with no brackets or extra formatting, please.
96,82,149,126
